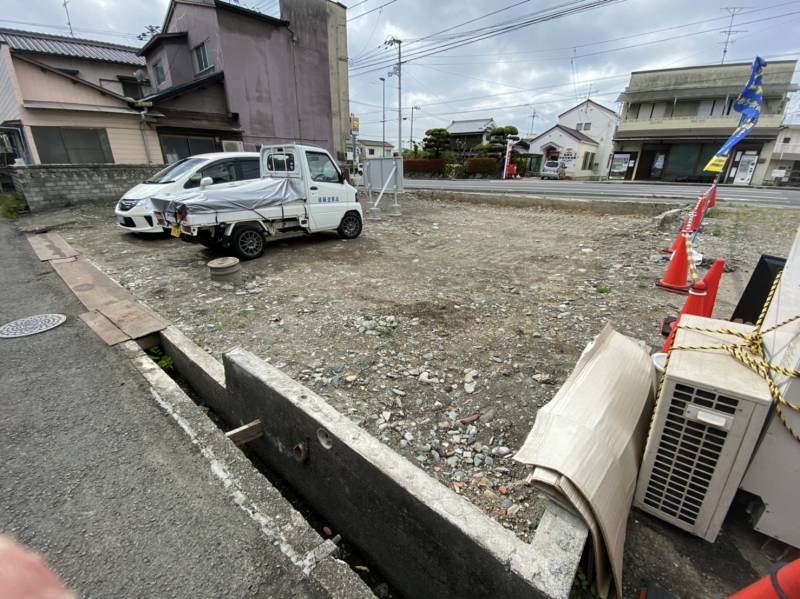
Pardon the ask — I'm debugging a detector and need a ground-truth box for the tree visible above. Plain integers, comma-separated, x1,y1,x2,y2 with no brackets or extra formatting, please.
475,125,520,160
421,128,450,158
137,25,161,41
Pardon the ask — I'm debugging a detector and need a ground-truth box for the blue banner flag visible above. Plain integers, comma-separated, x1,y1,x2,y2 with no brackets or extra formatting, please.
704,56,766,173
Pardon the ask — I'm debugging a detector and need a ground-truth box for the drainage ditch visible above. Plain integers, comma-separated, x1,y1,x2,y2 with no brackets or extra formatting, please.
145,343,400,599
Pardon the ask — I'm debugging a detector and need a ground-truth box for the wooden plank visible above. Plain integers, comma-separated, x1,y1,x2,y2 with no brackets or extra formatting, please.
79,311,130,346
225,419,264,446
98,299,168,340
27,232,79,261
51,257,132,311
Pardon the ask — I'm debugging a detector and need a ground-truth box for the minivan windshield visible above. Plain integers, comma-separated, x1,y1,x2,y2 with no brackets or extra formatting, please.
144,157,208,184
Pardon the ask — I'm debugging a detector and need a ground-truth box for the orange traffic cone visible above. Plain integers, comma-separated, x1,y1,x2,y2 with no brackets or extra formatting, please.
656,234,691,294
681,280,707,317
707,182,718,209
729,558,800,598
661,319,678,353
701,259,725,318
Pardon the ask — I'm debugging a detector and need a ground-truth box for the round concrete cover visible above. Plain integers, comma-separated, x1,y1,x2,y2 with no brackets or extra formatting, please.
0,314,67,338
208,257,240,269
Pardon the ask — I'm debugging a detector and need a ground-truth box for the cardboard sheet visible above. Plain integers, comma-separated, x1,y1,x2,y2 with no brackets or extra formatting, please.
514,324,656,599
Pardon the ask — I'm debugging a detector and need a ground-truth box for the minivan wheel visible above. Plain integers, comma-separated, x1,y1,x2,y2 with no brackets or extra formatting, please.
337,211,362,239
231,224,265,260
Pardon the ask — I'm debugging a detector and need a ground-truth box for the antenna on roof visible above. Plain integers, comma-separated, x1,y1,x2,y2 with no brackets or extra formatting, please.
720,7,748,64
62,0,75,37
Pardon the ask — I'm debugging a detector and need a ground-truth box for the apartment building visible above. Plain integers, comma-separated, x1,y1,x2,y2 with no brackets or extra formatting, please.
611,60,797,185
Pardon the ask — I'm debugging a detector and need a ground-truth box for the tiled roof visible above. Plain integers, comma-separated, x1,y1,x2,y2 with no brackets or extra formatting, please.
0,28,145,66
447,118,495,134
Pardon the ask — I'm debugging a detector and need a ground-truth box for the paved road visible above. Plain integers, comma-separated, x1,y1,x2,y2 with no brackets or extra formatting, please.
403,178,800,207
0,220,360,598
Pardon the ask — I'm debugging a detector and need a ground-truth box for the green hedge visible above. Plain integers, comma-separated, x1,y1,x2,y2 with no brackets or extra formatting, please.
465,157,497,175
403,158,444,173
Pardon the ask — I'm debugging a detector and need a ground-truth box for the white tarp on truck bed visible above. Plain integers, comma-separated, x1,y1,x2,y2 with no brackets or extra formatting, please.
150,177,306,219
514,324,656,599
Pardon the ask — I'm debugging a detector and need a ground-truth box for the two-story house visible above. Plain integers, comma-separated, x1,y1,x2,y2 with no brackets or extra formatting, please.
611,60,797,185
0,28,155,166
138,0,350,162
522,99,618,178
446,118,496,155
764,125,800,186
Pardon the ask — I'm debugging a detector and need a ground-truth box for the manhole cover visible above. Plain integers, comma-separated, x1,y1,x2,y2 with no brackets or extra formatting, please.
0,314,67,338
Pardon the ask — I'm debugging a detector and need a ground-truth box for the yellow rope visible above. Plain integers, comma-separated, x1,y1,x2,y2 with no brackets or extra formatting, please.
669,271,800,442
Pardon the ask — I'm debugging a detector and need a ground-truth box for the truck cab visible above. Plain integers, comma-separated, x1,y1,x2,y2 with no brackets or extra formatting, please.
260,144,359,232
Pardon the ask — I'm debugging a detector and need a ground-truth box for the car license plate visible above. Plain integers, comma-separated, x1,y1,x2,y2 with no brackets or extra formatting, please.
170,225,180,238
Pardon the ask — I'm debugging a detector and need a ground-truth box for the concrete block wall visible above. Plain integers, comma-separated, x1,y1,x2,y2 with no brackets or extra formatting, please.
11,164,160,212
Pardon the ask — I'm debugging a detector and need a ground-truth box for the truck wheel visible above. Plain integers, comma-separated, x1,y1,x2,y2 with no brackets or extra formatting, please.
337,211,362,239
231,224,265,260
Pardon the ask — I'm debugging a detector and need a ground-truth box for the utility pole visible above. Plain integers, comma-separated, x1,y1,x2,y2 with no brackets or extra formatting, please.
380,76,386,157
410,105,420,152
527,106,537,137
386,37,402,155
720,7,747,64
63,0,75,37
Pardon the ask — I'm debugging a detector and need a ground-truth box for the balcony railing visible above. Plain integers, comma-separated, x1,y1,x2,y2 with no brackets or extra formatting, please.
618,113,784,132
775,143,800,156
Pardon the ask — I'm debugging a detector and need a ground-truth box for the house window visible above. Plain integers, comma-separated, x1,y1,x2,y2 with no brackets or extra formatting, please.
576,123,583,131
153,61,165,84
583,122,591,131
31,127,113,164
120,79,146,99
193,43,210,73
368,148,375,155
784,137,792,144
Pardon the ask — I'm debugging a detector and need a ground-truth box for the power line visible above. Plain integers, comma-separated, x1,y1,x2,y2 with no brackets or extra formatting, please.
347,0,398,22
349,0,622,73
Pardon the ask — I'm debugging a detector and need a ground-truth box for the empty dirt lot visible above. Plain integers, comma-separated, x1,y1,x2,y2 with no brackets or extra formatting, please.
32,193,800,597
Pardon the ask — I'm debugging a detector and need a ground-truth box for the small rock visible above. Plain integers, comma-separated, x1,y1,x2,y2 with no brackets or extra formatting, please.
464,381,476,394
532,373,552,384
345,374,357,383
492,446,511,457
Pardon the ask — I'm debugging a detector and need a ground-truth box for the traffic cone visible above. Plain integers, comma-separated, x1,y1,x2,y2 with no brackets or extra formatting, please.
707,182,718,209
661,319,678,353
681,280,707,317
729,558,800,598
701,259,725,318
656,234,691,293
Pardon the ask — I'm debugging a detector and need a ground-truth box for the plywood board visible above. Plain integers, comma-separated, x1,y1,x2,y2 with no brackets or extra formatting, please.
51,257,131,311
80,311,130,346
27,232,79,261
98,299,167,339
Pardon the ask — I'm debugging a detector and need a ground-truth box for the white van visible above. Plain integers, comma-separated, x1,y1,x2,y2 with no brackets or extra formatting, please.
115,152,260,234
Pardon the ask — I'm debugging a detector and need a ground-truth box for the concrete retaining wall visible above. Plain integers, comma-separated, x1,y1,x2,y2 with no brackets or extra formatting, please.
11,163,159,212
222,348,588,599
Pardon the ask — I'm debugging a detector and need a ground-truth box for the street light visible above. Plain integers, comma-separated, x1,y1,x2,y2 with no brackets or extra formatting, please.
409,105,420,153
379,77,386,157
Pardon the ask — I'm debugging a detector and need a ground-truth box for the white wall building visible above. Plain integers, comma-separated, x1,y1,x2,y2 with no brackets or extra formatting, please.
523,99,618,179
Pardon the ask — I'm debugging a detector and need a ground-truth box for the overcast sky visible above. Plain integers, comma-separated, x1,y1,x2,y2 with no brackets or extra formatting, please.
4,0,799,148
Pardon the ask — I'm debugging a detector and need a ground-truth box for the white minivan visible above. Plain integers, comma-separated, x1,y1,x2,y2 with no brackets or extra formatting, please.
115,152,260,234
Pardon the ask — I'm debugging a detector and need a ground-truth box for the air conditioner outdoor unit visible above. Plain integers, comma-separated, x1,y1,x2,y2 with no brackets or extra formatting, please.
634,314,772,542
222,140,244,152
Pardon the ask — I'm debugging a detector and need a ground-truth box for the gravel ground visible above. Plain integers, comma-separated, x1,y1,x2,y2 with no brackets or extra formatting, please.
34,194,800,598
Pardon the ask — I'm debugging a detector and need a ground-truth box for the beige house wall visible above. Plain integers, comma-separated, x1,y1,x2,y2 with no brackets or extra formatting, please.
10,57,161,165
26,55,146,95
21,109,161,164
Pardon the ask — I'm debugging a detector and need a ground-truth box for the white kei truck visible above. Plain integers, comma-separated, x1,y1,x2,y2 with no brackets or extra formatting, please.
151,144,363,260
